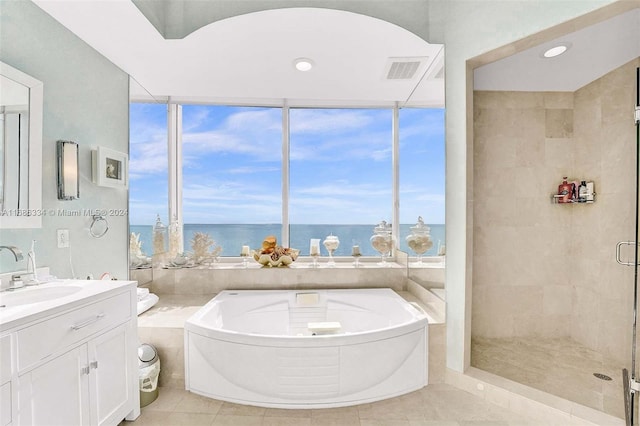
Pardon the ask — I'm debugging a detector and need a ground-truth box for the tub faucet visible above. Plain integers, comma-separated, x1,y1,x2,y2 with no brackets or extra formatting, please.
0,246,24,262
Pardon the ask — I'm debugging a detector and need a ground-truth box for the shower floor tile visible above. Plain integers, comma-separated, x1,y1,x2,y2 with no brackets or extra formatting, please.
471,336,626,419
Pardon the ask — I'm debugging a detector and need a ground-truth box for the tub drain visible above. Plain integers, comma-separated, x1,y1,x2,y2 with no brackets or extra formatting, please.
593,373,612,381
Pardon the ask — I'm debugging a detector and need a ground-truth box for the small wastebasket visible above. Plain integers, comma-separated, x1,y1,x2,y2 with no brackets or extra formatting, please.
138,344,160,407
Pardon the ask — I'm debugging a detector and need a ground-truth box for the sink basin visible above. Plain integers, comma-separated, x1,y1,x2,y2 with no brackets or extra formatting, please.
0,285,83,308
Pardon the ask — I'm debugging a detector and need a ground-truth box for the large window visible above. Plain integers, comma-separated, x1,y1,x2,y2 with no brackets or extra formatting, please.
129,103,168,254
399,108,445,256
129,103,444,258
181,105,282,255
289,108,392,256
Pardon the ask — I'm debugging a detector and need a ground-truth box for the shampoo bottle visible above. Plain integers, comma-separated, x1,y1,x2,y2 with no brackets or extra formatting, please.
578,181,588,202
558,177,573,203
586,181,595,202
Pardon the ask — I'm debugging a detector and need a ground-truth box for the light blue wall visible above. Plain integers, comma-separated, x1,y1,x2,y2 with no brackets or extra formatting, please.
0,1,129,280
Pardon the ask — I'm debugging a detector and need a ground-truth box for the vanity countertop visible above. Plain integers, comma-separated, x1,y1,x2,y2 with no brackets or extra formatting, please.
0,279,137,332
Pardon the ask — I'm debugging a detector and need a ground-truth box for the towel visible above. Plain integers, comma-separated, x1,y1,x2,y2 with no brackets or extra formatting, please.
137,287,150,301
308,321,342,334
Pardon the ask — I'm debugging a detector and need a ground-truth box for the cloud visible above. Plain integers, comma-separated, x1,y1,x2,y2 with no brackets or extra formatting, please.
289,109,378,134
227,166,280,175
129,104,169,178
226,108,282,132
183,181,280,204
182,107,211,132
181,184,283,223
180,107,398,164
304,109,443,164
181,107,282,163
289,195,391,224
128,198,169,225
413,193,445,202
289,182,393,224
370,147,392,161
129,140,168,178
399,109,445,149
290,130,392,163
294,182,390,198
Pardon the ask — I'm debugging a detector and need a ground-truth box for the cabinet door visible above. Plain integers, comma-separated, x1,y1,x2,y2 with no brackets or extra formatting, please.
88,323,131,426
18,346,90,426
1,335,13,426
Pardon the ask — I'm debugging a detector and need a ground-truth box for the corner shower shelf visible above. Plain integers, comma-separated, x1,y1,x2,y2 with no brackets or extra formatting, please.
550,193,596,204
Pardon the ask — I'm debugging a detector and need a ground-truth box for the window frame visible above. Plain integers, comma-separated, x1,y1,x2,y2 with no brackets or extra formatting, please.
133,100,442,258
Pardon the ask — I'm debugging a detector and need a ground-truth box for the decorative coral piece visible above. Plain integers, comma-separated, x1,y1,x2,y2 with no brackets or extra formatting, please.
130,232,143,258
190,232,222,265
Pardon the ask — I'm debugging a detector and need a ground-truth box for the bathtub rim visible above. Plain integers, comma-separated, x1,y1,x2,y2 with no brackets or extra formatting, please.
184,287,429,346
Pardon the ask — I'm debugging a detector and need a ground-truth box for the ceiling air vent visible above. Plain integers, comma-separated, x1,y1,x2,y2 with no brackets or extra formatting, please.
384,57,427,80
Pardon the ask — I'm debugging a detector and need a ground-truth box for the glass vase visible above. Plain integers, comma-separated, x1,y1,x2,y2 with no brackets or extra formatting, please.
406,216,433,265
370,220,394,267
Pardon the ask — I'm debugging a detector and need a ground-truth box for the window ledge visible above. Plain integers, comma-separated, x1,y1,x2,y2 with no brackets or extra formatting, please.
134,263,408,295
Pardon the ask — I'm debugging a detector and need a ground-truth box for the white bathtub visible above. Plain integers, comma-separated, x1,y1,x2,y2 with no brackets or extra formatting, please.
184,288,428,408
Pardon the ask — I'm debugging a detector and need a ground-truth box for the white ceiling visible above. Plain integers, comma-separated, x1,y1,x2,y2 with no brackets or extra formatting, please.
29,1,640,103
31,1,445,107
474,8,640,92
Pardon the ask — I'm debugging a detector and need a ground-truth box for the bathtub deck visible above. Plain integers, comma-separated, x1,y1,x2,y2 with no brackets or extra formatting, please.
137,289,446,389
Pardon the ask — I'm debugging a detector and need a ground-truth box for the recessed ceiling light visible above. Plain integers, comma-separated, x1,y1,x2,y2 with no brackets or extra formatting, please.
294,58,314,72
542,43,571,58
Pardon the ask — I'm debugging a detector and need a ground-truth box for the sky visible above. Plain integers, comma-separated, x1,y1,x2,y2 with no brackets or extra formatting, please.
129,104,445,226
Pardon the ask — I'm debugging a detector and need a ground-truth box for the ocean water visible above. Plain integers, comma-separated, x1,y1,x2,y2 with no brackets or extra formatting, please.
130,223,445,258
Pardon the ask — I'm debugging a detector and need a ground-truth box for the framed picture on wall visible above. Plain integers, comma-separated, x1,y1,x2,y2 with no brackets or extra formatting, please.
92,146,128,189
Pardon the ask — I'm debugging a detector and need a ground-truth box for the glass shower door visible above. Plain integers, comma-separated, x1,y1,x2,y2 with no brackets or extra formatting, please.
623,66,640,426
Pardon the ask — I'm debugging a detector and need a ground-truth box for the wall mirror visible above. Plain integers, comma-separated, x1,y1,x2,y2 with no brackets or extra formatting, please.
0,61,43,228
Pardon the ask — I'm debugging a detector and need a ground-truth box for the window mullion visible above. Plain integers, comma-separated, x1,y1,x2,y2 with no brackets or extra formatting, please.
168,102,183,253
392,103,400,255
282,103,290,248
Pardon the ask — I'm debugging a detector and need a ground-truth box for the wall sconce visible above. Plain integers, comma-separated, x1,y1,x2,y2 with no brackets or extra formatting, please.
57,140,79,200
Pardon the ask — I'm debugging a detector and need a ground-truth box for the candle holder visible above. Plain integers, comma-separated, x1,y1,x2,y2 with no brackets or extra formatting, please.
310,239,321,268
240,245,250,268
351,243,362,267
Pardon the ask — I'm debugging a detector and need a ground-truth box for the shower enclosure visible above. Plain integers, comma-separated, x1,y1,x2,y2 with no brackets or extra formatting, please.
471,56,640,420
622,66,640,426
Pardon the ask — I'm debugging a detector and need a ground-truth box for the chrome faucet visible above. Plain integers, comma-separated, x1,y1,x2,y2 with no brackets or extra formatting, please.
0,246,24,261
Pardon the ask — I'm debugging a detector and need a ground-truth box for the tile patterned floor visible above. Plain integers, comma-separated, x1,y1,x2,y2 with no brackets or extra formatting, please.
471,337,626,419
120,384,545,426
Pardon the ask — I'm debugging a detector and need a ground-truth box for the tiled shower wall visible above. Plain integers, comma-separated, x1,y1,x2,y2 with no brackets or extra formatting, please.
570,58,638,364
472,58,639,365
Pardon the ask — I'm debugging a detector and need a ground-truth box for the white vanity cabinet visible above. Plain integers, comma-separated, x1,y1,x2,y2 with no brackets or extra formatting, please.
0,281,139,426
1,334,15,426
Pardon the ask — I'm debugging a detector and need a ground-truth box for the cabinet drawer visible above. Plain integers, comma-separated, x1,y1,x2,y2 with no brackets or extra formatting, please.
17,291,131,372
